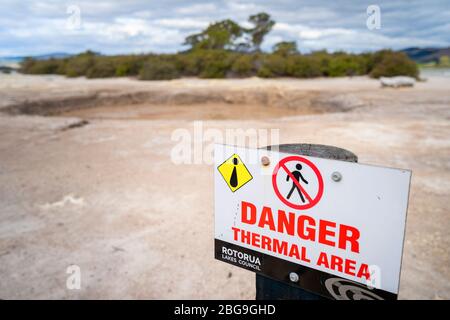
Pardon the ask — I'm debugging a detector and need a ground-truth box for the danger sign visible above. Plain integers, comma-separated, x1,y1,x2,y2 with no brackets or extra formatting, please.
214,144,411,300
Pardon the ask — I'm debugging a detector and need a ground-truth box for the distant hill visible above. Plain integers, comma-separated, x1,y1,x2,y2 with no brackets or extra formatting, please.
400,47,450,63
31,53,73,60
0,53,72,64
0,53,73,69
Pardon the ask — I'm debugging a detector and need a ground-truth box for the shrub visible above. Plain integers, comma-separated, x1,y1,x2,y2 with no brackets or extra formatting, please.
18,48,418,80
20,58,62,74
286,56,323,78
174,53,202,76
308,51,332,76
113,55,147,77
370,51,418,78
115,64,130,77
327,53,366,77
171,50,235,78
139,57,179,80
64,51,96,77
231,54,255,77
197,50,235,78
257,66,274,78
86,58,116,78
260,54,287,77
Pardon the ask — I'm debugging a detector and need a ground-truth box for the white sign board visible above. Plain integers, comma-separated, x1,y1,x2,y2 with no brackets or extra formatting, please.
214,144,411,300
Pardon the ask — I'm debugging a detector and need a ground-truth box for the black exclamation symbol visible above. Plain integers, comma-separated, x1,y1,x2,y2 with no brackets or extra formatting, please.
230,157,239,188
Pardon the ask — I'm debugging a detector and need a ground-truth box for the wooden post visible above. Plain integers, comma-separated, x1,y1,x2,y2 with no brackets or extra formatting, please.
256,143,358,300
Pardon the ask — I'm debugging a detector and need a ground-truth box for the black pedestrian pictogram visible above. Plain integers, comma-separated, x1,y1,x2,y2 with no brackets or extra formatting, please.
272,155,324,210
286,163,308,203
230,157,239,188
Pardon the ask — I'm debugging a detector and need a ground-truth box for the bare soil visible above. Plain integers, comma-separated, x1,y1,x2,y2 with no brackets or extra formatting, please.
0,73,449,299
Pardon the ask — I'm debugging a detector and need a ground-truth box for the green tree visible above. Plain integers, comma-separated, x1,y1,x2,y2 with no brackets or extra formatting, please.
273,41,298,56
248,12,275,52
184,19,243,50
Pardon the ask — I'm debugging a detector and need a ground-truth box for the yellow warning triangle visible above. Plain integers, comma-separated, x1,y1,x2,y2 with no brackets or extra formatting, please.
217,153,253,192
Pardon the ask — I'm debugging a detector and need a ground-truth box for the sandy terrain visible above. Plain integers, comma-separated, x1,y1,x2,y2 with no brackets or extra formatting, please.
0,73,449,299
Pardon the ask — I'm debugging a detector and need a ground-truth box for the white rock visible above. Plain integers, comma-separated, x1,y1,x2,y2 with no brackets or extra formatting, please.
380,76,415,88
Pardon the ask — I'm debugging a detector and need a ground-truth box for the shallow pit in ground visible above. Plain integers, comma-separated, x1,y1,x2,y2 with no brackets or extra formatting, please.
1,87,363,121
60,102,317,120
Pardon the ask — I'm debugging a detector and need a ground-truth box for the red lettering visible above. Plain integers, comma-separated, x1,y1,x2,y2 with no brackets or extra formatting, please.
319,220,336,247
241,201,256,225
345,259,356,276
301,246,311,263
298,215,315,240
251,232,260,247
288,244,300,259
231,227,240,241
238,202,362,255
330,255,343,272
258,206,276,230
316,252,329,268
261,236,271,250
315,253,370,280
273,239,288,256
339,224,360,253
241,229,251,244
232,227,370,274
358,264,371,280
277,210,295,235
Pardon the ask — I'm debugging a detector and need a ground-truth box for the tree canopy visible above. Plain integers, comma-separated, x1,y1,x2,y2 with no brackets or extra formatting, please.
273,41,298,56
184,12,275,52
247,13,275,51
184,19,243,50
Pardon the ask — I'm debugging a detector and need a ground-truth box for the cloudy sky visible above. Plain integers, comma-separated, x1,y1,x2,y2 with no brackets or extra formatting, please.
1,0,449,57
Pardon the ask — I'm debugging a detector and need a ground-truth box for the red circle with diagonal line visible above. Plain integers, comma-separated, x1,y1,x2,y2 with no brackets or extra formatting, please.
272,155,324,210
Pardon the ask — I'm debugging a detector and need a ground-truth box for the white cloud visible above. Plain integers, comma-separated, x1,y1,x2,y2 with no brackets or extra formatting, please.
0,0,448,56
275,23,355,39
153,18,209,29
176,3,217,15
225,0,262,12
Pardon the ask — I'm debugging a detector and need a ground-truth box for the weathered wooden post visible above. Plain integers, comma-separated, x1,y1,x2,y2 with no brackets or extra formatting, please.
256,143,357,300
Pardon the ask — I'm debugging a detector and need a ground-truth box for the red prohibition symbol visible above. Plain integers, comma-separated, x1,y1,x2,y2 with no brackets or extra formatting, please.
272,155,324,210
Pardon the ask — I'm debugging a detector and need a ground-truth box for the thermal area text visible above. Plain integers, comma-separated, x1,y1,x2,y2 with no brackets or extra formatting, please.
231,201,371,280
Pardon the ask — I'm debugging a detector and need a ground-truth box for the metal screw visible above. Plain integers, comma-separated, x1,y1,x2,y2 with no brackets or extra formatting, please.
261,156,270,166
331,171,342,182
289,272,299,283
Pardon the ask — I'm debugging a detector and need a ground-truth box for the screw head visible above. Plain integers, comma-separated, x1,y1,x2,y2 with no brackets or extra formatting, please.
261,156,270,166
289,272,299,283
331,171,342,182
